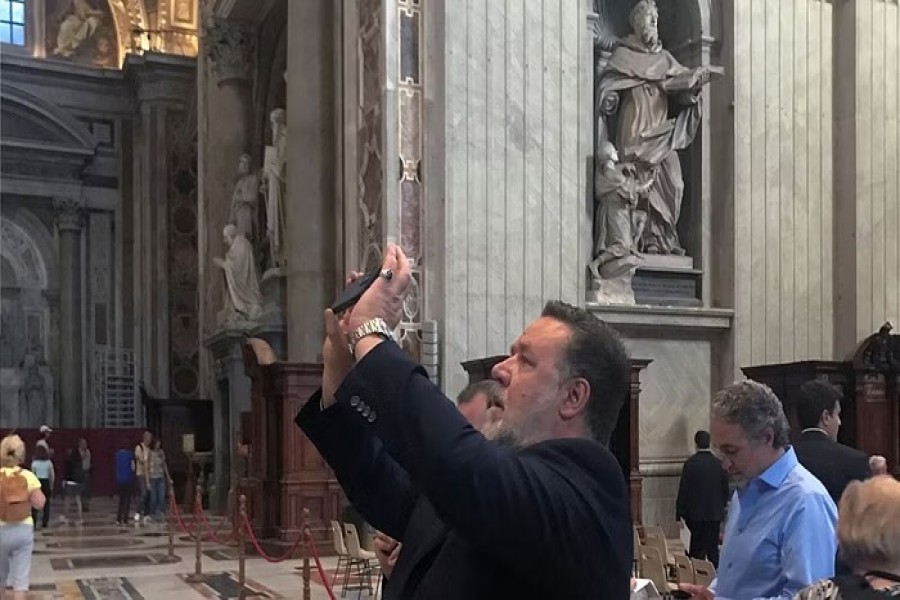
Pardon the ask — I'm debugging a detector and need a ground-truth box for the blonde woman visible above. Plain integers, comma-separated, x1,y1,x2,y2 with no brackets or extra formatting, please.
795,476,900,599
0,434,46,599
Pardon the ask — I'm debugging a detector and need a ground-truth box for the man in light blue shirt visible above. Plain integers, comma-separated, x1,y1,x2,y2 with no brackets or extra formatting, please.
681,380,838,600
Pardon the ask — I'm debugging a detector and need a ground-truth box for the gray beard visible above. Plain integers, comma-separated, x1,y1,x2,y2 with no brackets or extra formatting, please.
642,30,660,49
483,422,526,450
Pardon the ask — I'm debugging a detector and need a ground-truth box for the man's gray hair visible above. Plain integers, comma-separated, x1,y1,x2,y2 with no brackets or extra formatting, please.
457,379,504,410
711,380,791,449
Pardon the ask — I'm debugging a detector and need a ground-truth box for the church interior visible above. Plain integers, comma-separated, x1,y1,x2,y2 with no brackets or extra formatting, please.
1,0,899,598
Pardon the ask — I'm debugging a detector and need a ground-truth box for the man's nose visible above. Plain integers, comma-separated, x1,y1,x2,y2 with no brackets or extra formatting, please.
491,359,511,385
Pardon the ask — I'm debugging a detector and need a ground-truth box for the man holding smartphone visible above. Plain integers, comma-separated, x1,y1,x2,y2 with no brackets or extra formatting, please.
296,244,633,599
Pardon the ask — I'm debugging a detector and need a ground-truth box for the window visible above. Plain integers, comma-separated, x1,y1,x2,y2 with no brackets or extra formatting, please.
0,0,25,46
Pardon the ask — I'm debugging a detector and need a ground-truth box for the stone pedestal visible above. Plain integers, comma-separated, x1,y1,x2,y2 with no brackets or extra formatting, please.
53,197,83,427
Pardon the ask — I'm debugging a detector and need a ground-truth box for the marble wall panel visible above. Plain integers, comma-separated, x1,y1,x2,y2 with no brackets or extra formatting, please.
442,0,590,395
623,336,714,462
853,1,900,345
834,0,900,357
731,0,834,374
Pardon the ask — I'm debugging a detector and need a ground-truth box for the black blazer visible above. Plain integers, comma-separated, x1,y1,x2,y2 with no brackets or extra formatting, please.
296,342,632,600
793,430,871,505
675,450,730,523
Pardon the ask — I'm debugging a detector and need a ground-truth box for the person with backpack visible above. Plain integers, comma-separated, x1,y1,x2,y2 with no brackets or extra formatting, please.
29,445,54,528
0,433,46,600
114,447,135,526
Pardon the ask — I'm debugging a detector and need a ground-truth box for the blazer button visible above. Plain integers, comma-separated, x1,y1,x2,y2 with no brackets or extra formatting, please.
361,406,371,418
350,395,360,407
367,411,377,423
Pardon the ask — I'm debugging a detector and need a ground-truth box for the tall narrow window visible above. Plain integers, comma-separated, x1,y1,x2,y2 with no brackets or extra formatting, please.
0,0,25,46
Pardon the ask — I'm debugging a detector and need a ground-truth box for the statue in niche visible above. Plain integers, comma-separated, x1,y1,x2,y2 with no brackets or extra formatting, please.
260,108,287,270
52,0,104,57
213,224,263,327
229,154,259,242
590,141,654,303
595,0,722,258
18,348,49,427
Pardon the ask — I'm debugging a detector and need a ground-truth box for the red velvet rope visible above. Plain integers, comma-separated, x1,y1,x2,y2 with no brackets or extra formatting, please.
306,528,338,600
240,513,305,563
169,493,197,536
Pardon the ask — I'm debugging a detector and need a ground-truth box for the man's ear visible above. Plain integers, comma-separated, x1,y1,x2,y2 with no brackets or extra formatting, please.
560,378,590,421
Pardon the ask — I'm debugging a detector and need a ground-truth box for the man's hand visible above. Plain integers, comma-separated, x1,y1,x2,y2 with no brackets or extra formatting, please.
679,583,714,599
345,244,412,333
373,532,401,580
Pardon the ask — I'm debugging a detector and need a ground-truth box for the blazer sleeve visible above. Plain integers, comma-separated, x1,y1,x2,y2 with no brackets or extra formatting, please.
336,342,623,576
295,392,417,540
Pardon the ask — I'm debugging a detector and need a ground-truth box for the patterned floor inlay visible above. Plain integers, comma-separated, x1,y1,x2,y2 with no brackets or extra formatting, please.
202,548,264,561
179,571,282,599
41,527,128,538
46,538,145,550
26,578,145,600
51,553,182,570
75,577,144,600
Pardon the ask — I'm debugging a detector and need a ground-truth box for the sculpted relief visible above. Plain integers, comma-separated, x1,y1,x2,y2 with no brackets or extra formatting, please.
591,0,722,304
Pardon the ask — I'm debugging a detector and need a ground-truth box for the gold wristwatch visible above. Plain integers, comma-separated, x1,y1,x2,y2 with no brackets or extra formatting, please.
348,317,394,356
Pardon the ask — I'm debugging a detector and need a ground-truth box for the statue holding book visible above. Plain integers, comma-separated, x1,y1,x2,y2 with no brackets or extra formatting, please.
594,0,723,258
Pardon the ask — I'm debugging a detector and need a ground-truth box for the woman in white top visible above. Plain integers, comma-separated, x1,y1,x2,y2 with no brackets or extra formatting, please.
0,434,46,600
29,445,54,528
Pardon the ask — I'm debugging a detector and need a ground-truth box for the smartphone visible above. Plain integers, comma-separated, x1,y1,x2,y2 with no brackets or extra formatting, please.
670,591,692,599
331,270,379,313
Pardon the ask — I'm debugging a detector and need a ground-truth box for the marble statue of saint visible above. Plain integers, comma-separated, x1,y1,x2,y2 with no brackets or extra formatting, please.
261,108,287,269
53,0,103,57
590,141,653,281
213,224,263,325
229,154,259,241
596,0,722,255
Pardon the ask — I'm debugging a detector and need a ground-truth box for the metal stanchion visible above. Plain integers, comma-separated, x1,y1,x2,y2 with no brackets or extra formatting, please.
302,508,311,600
237,494,247,600
185,485,205,583
160,477,179,563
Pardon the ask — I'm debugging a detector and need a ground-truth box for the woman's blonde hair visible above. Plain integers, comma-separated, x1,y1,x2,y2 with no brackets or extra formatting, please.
0,434,25,468
838,476,900,571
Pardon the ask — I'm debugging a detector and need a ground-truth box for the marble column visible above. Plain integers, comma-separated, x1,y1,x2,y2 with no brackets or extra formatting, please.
125,54,196,401
198,17,255,393
285,0,336,362
53,197,84,427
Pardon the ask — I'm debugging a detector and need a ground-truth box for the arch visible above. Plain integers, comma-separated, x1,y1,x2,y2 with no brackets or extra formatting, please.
107,0,149,62
0,84,95,150
1,217,50,290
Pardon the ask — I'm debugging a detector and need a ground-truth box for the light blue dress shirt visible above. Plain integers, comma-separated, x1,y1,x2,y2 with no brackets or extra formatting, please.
711,446,838,600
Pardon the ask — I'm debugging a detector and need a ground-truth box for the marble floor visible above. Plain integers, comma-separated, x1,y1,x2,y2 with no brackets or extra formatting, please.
24,498,378,600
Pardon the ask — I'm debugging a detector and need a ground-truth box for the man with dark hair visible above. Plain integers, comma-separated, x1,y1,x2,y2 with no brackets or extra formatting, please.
793,379,871,505
681,381,837,600
675,430,730,567
296,245,633,599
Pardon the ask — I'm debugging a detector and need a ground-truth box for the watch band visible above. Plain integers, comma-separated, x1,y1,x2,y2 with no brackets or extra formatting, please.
348,318,394,356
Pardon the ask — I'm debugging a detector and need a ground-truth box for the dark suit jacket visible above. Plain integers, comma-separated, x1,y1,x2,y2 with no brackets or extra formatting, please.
295,342,632,600
675,450,730,523
793,429,871,505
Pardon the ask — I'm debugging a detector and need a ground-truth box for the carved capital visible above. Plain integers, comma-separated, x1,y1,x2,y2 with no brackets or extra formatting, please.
203,18,254,85
52,197,84,231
